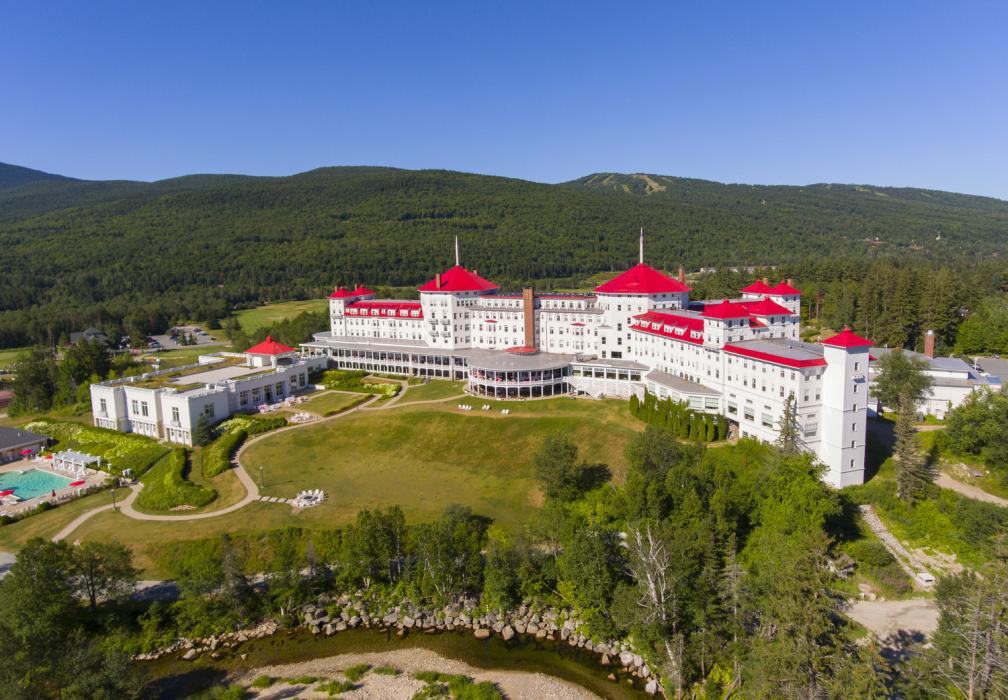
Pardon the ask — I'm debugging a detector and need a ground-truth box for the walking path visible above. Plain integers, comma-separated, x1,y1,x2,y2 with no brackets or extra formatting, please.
846,598,939,640
936,471,1008,507
858,504,933,590
44,380,469,542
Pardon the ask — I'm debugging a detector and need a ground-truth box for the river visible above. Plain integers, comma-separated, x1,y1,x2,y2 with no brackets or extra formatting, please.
144,627,649,698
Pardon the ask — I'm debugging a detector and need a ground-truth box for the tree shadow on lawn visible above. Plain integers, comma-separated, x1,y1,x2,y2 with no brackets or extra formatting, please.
581,463,613,491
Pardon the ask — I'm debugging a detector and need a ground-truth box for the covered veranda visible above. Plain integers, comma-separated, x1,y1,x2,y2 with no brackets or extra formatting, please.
50,450,102,477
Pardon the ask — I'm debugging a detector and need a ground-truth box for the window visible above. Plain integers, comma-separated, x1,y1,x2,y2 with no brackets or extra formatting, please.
854,361,859,371
852,422,857,432
141,401,149,417
850,459,855,469
727,402,738,415
239,391,249,406
99,398,107,414
743,408,755,421
204,404,215,418
131,400,139,414
171,407,180,424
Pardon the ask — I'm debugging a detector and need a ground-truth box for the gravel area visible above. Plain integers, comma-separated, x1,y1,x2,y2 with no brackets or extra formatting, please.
237,647,602,699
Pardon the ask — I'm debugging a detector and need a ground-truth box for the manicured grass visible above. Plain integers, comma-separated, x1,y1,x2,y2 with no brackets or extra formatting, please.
139,343,228,369
236,299,327,333
398,380,465,403
65,398,643,576
0,487,130,551
244,397,642,529
300,391,369,417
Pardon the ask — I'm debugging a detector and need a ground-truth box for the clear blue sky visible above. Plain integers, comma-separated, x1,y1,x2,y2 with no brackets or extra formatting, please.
3,1,1006,198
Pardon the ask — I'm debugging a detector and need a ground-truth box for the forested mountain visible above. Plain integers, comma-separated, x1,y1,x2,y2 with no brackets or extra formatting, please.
0,164,1006,349
0,162,78,190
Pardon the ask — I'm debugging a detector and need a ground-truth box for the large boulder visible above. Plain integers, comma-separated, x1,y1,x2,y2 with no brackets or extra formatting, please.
645,679,660,695
474,628,491,639
501,625,515,641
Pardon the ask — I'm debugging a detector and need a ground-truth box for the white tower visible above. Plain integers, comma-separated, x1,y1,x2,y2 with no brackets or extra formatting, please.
818,327,872,487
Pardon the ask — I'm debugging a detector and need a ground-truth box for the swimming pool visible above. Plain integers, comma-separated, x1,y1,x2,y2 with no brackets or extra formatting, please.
0,469,73,500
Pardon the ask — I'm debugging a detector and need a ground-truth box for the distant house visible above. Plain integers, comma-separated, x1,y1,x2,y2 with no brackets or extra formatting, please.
69,327,109,345
0,426,48,464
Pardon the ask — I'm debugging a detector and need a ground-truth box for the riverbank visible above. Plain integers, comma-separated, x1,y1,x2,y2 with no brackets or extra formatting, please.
142,626,648,699
237,647,602,699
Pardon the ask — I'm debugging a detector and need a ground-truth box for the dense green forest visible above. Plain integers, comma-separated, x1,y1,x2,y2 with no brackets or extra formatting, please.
1,163,1006,350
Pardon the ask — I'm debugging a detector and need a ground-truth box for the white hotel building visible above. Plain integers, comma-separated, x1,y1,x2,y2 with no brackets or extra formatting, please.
91,337,325,447
303,240,872,487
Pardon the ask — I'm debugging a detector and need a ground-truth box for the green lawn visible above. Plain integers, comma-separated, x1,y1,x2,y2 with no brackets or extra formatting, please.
398,380,465,403
236,300,327,333
0,488,130,551
62,397,643,575
300,391,369,417
140,343,229,368
245,397,641,527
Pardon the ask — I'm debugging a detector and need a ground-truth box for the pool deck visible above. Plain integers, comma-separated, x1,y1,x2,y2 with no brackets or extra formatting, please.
0,459,108,517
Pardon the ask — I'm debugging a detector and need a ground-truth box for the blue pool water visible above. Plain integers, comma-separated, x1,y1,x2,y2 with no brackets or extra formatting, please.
0,469,73,500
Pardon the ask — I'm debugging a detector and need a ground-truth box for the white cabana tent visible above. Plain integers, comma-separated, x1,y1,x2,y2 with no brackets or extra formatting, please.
51,450,101,477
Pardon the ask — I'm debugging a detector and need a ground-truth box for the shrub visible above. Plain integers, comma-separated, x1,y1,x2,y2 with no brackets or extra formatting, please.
343,664,370,682
135,449,216,511
284,675,319,685
373,666,400,676
315,679,356,696
250,675,274,689
202,429,247,478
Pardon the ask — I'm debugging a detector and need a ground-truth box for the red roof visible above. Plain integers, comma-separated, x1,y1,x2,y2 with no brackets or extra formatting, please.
701,300,751,319
594,264,691,295
741,280,774,294
821,327,873,349
329,286,356,299
245,335,296,355
630,311,705,345
740,296,793,316
723,343,827,368
418,266,499,293
352,285,376,296
345,301,423,319
769,282,802,295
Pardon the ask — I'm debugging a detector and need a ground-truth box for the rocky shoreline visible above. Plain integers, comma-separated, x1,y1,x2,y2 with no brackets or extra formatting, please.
137,592,663,696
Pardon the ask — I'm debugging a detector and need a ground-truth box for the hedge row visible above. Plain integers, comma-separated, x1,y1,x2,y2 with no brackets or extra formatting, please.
136,449,216,512
202,430,247,478
202,414,288,478
629,392,728,442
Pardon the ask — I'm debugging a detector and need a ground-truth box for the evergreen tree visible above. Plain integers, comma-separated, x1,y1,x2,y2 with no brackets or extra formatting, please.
894,392,935,504
192,413,214,446
629,393,639,417
775,393,802,455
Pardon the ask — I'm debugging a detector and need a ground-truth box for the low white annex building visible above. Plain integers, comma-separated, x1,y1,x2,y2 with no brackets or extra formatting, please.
91,337,325,446
870,335,1002,419
302,235,873,487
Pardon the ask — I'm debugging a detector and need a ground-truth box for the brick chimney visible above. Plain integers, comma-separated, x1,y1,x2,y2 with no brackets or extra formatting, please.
677,266,685,282
762,276,769,285
924,329,936,358
786,278,794,287
522,288,536,349
435,272,441,289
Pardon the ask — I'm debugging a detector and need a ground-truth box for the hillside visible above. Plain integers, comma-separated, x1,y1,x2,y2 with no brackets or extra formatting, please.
0,162,78,190
0,164,1006,348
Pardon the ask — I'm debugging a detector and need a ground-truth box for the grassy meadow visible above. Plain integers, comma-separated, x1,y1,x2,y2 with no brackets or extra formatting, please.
236,300,328,333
